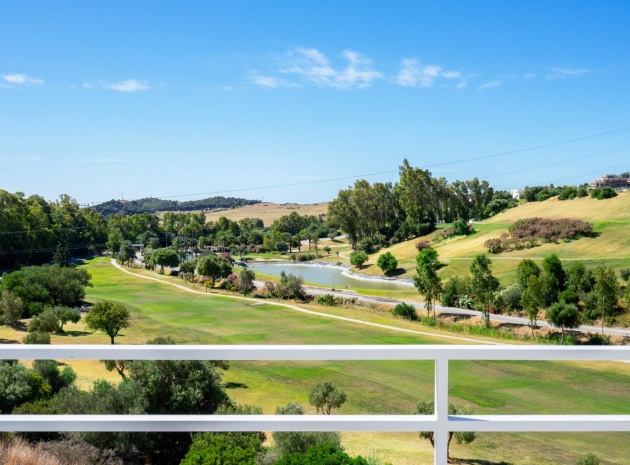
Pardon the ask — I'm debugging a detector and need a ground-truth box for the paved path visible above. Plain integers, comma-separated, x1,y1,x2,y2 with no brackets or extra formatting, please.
111,260,496,345
298,284,630,338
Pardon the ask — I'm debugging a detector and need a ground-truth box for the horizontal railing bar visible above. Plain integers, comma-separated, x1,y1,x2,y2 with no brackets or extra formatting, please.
2,344,630,361
448,415,630,432
1,415,630,433
0,415,437,432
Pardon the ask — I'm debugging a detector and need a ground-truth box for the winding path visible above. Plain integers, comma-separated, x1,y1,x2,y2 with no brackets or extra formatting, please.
110,260,496,345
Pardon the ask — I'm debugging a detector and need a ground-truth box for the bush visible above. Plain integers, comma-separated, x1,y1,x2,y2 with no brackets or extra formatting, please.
559,289,580,305
357,238,375,254
28,308,61,334
296,253,316,262
350,250,369,267
485,217,593,253
558,186,577,200
586,333,611,345
499,285,522,311
392,303,418,321
576,453,602,465
181,432,264,465
415,240,431,251
23,332,51,344
314,294,340,306
376,252,398,275
273,442,369,465
620,268,630,281
591,186,618,199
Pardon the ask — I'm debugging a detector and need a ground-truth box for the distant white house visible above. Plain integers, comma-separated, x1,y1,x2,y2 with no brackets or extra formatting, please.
510,189,523,200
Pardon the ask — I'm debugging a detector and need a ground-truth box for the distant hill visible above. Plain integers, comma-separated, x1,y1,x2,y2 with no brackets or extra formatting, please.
204,202,328,227
92,196,261,217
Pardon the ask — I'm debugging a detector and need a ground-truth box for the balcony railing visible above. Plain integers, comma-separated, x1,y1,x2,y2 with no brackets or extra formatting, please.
2,344,630,465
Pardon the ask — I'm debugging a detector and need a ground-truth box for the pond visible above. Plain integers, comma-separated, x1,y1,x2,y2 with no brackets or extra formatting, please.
245,262,415,291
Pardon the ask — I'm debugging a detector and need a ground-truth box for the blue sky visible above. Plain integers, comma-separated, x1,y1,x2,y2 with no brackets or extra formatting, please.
1,1,629,205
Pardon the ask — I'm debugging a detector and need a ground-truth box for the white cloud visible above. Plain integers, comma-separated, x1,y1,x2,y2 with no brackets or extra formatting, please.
82,82,93,89
248,74,297,88
221,85,236,92
281,48,382,89
105,79,149,92
477,80,501,90
249,48,382,90
546,67,591,80
2,73,44,85
395,59,465,88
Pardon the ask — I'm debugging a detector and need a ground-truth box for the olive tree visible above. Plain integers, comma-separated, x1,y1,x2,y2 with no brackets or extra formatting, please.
308,381,347,415
415,401,476,461
85,301,131,344
197,254,233,288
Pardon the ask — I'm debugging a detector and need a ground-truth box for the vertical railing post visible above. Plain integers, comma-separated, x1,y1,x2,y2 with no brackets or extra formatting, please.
434,357,449,465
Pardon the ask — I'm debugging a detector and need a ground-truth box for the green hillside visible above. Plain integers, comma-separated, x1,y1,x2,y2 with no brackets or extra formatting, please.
368,191,630,283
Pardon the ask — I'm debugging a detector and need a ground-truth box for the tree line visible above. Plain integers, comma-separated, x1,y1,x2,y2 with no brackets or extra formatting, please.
327,159,517,249
93,196,260,217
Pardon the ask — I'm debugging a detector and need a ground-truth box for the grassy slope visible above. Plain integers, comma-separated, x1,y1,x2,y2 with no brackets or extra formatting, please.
202,202,328,227
363,192,630,283
6,257,625,464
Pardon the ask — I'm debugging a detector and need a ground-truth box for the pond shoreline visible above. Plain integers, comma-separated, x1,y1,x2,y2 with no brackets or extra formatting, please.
245,260,415,288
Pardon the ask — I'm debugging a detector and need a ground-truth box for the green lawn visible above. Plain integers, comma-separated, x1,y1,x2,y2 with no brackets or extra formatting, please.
51,257,630,464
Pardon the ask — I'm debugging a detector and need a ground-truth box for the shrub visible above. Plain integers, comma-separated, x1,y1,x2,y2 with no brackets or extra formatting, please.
392,303,418,321
350,250,369,267
559,289,580,305
23,332,51,344
586,333,611,346
314,294,339,306
415,240,431,251
576,453,602,465
485,217,593,253
296,253,316,262
558,186,577,200
620,268,630,281
376,252,398,275
591,186,618,199
499,285,522,311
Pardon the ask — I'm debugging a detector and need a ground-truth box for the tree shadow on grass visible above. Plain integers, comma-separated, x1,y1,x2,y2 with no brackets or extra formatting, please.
385,268,406,277
0,338,21,344
454,459,513,465
225,382,249,389
58,330,92,337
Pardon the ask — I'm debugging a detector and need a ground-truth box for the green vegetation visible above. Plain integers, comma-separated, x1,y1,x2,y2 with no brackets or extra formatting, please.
84,301,130,344
376,251,398,274
308,381,347,415
93,196,260,217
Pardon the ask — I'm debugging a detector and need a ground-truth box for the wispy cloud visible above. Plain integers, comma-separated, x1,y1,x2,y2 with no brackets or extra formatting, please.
248,74,298,88
546,67,591,80
394,59,466,89
477,80,501,91
2,73,44,85
104,79,149,92
250,48,382,90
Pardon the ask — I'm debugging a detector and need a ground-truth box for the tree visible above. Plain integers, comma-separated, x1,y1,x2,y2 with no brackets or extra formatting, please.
151,248,180,274
376,251,398,275
516,259,540,290
28,308,61,333
414,248,442,319
85,301,131,344
0,290,23,327
349,250,368,268
625,283,630,310
179,259,197,284
239,269,256,296
118,240,136,267
272,402,340,455
23,332,50,344
541,253,566,306
197,254,233,288
566,262,594,295
593,266,620,334
53,306,81,331
520,275,544,337
308,381,347,415
469,254,499,328
546,302,580,344
415,401,476,461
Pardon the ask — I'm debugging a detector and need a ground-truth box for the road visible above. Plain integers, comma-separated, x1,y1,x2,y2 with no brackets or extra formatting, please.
293,283,630,338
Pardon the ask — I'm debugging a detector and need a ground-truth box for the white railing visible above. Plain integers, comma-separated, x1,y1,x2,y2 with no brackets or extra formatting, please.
2,344,630,465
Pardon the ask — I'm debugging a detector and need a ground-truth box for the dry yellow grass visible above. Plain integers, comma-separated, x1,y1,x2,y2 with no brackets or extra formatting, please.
0,438,62,465
485,190,630,223
203,202,328,227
